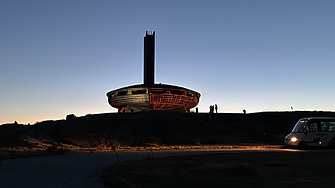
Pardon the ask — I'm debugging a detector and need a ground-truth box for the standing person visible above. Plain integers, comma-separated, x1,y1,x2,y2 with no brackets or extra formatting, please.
243,109,246,114
196,107,198,113
209,105,213,113
215,104,218,113
209,105,213,119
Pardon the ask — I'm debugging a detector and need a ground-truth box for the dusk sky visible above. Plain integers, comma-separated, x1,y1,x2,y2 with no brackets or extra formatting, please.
1,0,335,124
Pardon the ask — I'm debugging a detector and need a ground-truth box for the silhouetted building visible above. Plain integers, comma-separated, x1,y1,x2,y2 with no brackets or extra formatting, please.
106,31,200,113
66,114,76,120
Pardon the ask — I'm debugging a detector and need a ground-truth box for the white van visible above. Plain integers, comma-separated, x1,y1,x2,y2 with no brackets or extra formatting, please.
285,117,335,148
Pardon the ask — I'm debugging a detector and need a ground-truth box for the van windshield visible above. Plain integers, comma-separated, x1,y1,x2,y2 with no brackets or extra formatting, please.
292,119,309,133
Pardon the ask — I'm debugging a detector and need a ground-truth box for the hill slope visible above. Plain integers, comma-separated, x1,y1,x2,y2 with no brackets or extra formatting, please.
1,111,335,149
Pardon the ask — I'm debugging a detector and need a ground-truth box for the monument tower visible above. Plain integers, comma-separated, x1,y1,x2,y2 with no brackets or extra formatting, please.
144,31,155,86
106,31,200,113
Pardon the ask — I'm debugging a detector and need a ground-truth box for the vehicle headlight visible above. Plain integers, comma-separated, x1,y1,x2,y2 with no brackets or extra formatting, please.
291,137,297,142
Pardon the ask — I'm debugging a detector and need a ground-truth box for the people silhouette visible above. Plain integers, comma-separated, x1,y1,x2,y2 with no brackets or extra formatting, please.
243,109,246,114
209,105,214,118
215,104,218,113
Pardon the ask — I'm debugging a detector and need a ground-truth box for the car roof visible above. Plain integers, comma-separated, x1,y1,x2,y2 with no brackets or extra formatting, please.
301,117,335,120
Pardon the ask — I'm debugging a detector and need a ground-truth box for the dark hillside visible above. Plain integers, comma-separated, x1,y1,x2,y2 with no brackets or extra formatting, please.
51,111,210,147
1,111,335,149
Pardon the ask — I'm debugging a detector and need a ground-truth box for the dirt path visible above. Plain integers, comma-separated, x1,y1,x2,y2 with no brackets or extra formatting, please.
104,149,335,188
0,149,260,188
0,148,292,188
0,152,147,188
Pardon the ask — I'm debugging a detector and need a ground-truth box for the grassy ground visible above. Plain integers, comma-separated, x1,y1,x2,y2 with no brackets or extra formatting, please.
102,149,335,188
0,144,282,161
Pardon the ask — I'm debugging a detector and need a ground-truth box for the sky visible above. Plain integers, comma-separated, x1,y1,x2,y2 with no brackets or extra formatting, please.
1,0,335,124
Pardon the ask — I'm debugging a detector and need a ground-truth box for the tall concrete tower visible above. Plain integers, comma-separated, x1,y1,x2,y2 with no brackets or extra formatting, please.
143,31,155,86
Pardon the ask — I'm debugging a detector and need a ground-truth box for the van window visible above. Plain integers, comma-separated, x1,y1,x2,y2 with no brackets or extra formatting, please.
292,119,309,133
308,123,318,132
320,121,335,132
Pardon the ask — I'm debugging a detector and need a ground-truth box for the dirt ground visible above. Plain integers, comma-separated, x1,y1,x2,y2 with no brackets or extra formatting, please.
102,149,335,188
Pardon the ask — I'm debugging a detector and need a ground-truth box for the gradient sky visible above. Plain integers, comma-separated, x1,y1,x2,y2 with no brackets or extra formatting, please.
1,0,335,124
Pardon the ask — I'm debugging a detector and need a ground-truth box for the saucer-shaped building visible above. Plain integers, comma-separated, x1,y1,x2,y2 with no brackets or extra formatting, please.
106,31,200,113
